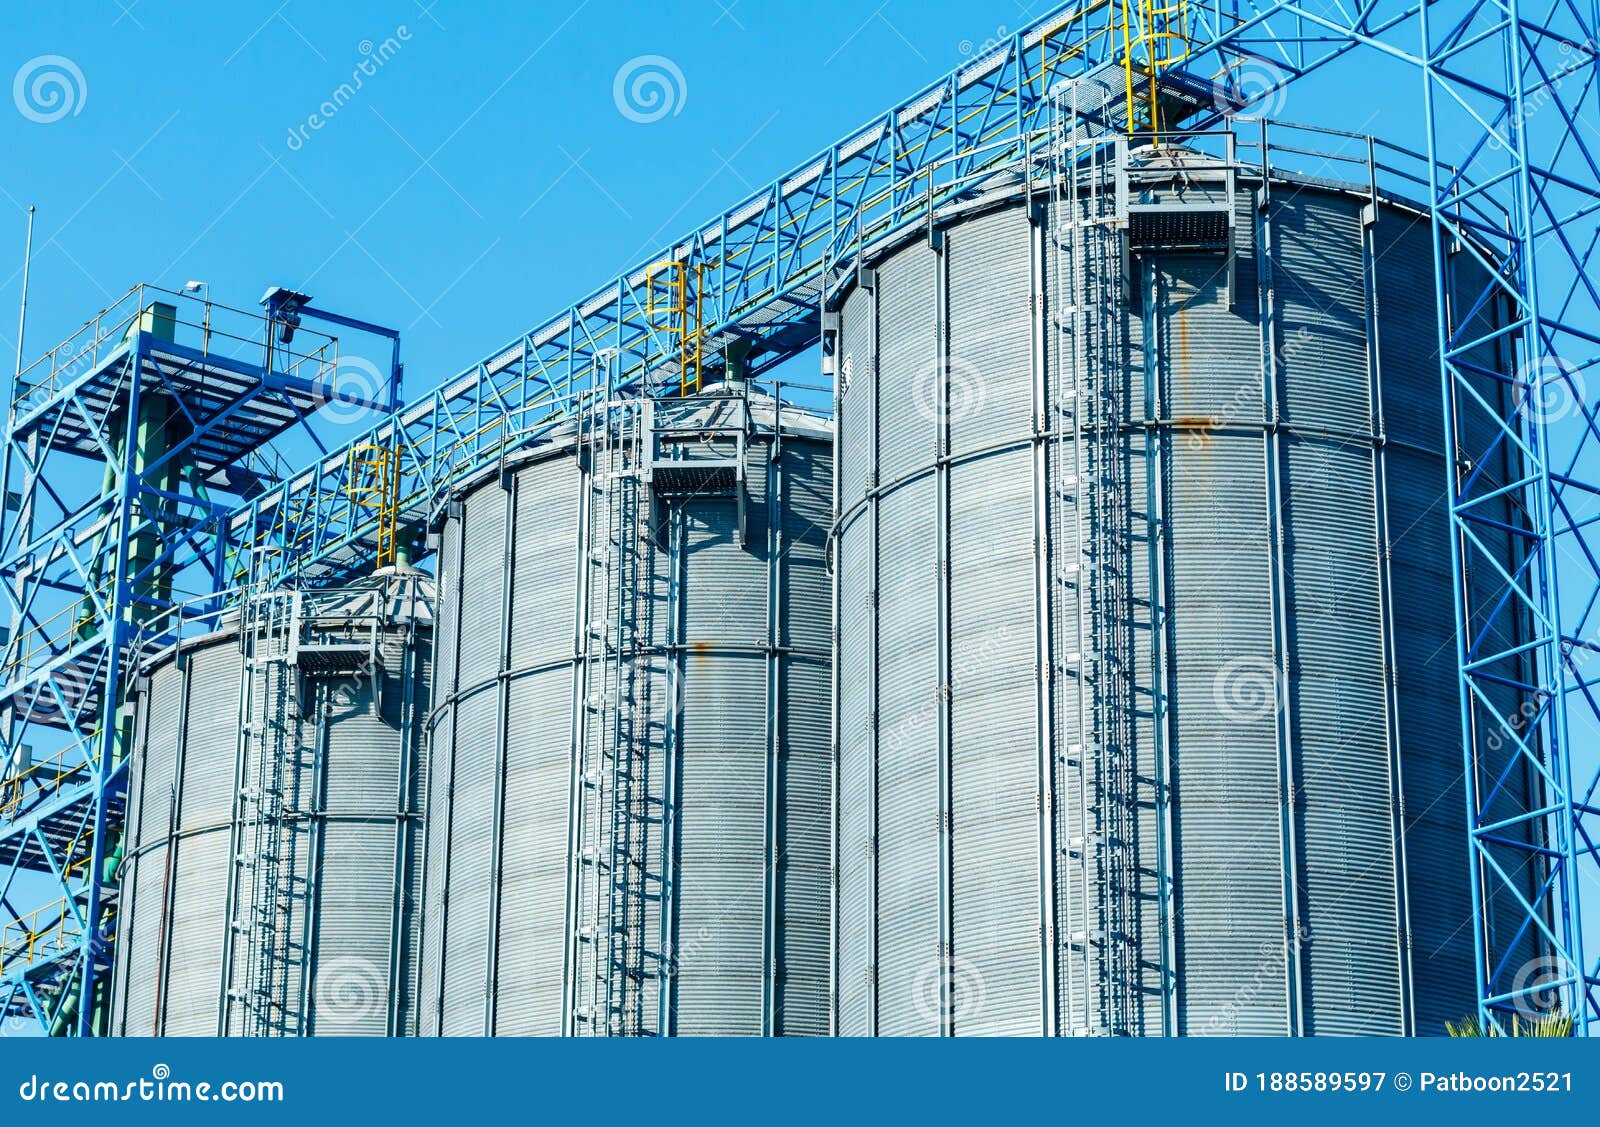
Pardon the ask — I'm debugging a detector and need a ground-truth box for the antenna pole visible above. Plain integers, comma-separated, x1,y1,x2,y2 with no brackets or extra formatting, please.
15,205,35,381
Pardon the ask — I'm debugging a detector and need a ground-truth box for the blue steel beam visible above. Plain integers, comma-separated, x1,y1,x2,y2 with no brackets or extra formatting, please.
222,0,1436,584
220,11,1138,586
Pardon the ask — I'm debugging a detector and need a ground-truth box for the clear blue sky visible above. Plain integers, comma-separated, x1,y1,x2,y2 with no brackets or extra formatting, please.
0,0,1424,396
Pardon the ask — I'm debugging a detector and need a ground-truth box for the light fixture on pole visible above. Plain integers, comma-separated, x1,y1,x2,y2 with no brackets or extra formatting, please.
184,280,210,352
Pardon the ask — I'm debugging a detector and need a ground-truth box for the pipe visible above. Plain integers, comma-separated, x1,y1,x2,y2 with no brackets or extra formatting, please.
49,964,80,1037
723,338,753,386
81,377,191,646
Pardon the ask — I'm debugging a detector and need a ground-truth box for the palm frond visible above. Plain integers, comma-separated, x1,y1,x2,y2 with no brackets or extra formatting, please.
1446,1011,1574,1037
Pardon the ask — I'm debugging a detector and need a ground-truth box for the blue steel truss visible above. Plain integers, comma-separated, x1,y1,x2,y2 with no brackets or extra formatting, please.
0,286,397,1035
1,0,1595,1035
1418,0,1600,1033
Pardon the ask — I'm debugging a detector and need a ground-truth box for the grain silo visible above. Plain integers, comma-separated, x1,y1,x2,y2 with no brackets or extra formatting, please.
111,569,433,1036
829,123,1531,1037
419,384,833,1036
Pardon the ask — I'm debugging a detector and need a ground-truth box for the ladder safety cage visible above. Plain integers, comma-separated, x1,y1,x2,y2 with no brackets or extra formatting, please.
569,376,761,1036
225,585,311,1037
573,370,660,1036
345,443,403,572
1050,82,1151,1036
1120,0,1192,134
222,577,392,1036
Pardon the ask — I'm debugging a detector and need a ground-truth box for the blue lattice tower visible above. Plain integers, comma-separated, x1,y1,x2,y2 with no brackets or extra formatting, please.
1417,0,1600,1031
0,285,398,1035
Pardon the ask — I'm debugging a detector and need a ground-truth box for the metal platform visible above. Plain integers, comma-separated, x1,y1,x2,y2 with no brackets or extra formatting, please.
642,395,748,497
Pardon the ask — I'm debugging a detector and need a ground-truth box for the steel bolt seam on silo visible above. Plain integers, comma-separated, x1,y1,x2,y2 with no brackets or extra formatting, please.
419,390,833,1036
110,573,434,1037
829,136,1529,1038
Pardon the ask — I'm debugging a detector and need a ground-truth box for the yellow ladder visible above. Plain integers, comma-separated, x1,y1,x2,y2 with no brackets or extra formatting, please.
646,260,704,395
1121,0,1190,133
347,443,401,569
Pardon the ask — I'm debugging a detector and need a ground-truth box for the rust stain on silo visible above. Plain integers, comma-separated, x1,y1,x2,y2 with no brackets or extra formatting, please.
1174,415,1219,451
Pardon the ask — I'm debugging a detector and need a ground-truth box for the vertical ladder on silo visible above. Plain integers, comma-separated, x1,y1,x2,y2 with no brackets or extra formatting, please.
230,585,308,1035
575,381,655,1036
604,393,654,1036
1051,89,1094,1037
575,386,611,1035
1086,136,1141,1040
1051,86,1141,1037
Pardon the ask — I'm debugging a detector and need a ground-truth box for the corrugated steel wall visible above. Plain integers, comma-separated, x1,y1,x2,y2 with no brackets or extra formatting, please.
833,156,1520,1037
420,397,833,1036
111,580,433,1037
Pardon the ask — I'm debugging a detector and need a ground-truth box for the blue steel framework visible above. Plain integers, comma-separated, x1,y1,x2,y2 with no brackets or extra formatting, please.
0,0,1594,1034
0,286,398,1034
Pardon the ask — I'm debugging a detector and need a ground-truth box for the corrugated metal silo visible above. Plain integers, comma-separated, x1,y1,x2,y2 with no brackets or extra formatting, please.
830,132,1527,1037
419,386,833,1036
111,570,433,1036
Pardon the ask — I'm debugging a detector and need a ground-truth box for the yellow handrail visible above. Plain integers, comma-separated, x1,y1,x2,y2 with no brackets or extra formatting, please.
61,827,96,881
0,746,92,820
0,896,82,971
